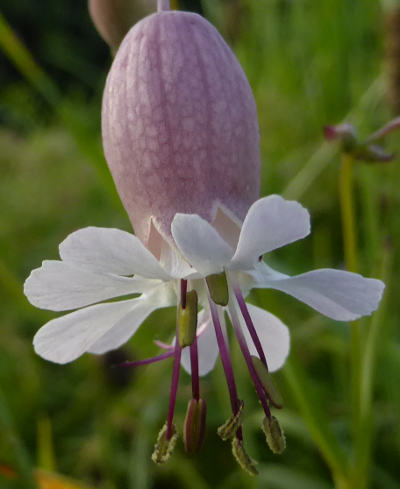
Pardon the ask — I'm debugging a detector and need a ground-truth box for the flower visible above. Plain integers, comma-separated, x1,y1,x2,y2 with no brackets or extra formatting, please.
24,0,385,474
24,194,384,472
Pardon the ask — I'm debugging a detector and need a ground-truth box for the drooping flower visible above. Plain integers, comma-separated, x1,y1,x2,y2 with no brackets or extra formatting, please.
24,0,385,474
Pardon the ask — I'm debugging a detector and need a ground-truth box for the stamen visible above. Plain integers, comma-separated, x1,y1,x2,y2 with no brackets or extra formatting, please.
251,356,283,409
116,350,175,368
233,286,268,368
206,272,229,306
166,337,182,440
209,300,239,413
179,290,198,348
152,422,178,464
262,415,286,454
184,398,207,454
181,279,188,309
208,297,243,441
231,436,258,476
228,300,272,420
217,399,244,441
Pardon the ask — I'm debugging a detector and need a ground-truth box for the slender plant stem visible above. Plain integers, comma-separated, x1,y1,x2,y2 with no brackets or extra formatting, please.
283,359,350,488
339,154,358,272
339,153,367,488
158,0,170,11
356,243,392,487
283,76,383,201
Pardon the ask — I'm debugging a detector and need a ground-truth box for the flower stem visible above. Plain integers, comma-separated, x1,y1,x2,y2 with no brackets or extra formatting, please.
339,153,366,488
339,154,358,272
339,155,361,406
355,243,392,488
283,359,349,486
158,0,170,11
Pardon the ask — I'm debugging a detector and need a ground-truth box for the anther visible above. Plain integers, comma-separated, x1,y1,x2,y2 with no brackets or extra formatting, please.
151,422,178,464
206,271,229,306
231,436,258,476
262,415,286,454
184,398,207,454
217,400,244,441
251,356,283,409
178,290,198,348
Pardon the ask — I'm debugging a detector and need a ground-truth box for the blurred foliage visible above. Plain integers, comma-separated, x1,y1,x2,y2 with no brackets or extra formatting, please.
0,0,400,488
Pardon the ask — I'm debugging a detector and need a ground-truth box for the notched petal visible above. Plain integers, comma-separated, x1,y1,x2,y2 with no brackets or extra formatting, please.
231,195,311,270
171,213,233,276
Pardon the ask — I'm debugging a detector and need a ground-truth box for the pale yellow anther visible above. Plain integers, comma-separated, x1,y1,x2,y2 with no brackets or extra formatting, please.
178,290,198,348
206,272,229,306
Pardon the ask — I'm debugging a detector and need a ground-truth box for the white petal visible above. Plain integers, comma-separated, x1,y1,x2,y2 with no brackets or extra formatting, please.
34,299,138,364
59,227,170,279
88,282,177,354
171,214,233,276
180,310,219,377
34,282,177,363
212,205,241,249
159,240,194,279
239,303,290,372
231,196,310,269
256,268,385,321
24,260,157,311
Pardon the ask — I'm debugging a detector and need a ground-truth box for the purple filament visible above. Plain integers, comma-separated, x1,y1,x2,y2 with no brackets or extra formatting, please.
181,279,188,309
166,337,182,440
165,280,191,440
116,350,174,368
190,338,200,401
229,302,272,420
234,286,268,369
209,298,243,441
209,299,239,413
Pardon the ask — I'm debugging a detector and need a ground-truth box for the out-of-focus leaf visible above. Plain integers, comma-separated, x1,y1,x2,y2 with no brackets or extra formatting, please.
0,464,89,489
259,464,333,489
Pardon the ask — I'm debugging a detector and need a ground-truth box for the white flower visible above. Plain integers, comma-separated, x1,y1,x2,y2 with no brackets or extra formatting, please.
24,195,384,369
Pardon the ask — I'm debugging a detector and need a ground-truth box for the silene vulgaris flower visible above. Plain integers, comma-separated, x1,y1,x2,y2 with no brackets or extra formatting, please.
24,0,385,475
